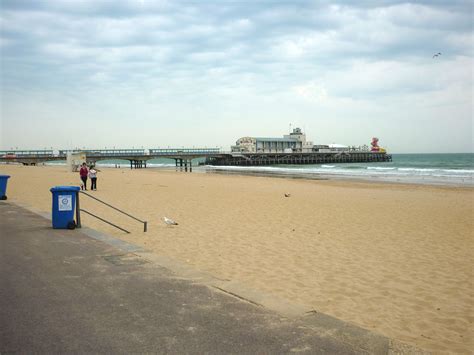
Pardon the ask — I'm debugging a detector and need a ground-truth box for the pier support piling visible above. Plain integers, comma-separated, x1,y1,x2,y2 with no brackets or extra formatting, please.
129,159,147,169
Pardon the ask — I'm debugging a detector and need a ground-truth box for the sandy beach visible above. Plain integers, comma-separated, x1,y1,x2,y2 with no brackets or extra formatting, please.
1,164,472,353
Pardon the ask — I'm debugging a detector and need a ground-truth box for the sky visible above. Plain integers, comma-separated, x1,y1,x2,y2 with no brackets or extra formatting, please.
0,0,472,153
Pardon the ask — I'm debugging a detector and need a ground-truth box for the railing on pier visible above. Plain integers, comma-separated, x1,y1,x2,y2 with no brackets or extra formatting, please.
149,148,221,155
76,191,147,233
0,150,54,158
2,148,223,160
59,149,146,157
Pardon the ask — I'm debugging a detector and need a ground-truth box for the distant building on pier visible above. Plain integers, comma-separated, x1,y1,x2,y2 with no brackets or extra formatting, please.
232,128,316,153
230,128,382,154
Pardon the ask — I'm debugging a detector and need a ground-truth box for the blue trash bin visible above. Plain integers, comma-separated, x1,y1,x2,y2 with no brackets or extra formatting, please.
0,175,10,200
50,186,80,229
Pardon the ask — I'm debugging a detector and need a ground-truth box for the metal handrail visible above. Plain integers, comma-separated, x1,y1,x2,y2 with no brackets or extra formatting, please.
80,209,130,234
78,191,147,232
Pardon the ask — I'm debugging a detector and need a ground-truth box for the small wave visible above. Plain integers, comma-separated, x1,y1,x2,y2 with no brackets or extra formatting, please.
367,167,396,170
398,168,436,172
442,169,474,174
432,174,473,179
321,165,335,168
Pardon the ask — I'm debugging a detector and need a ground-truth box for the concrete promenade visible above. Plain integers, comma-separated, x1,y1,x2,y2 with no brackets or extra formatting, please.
0,202,418,354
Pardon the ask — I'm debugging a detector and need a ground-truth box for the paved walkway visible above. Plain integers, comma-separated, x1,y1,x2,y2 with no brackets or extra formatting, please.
0,202,413,354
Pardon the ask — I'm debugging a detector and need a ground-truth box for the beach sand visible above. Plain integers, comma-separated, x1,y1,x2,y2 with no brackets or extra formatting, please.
1,164,472,353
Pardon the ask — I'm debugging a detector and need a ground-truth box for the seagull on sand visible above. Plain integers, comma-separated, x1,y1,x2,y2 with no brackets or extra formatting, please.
284,193,291,197
163,216,178,226
433,52,442,58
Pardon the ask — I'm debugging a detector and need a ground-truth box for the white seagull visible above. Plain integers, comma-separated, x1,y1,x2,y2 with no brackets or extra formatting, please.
163,216,178,226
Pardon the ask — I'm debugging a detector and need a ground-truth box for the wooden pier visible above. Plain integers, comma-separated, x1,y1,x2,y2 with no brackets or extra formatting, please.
0,148,221,170
205,152,392,166
0,149,392,170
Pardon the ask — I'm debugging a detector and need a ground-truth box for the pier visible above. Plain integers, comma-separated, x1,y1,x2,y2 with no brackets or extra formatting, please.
0,148,222,170
0,148,392,169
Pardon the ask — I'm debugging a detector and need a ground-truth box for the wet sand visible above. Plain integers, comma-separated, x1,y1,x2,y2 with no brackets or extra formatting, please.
1,164,472,353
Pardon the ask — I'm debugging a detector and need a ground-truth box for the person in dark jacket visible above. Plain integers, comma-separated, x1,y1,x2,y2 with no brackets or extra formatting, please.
79,162,88,190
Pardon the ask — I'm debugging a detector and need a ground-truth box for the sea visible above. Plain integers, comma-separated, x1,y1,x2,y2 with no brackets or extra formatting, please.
42,153,473,187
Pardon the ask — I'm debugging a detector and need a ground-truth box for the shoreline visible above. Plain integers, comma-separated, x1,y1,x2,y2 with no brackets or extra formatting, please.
3,161,473,188
202,167,474,188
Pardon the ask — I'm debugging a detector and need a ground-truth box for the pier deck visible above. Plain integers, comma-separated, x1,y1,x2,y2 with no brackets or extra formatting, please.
0,149,391,169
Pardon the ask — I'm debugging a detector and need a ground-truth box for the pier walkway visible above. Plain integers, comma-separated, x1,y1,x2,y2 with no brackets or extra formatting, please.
0,202,408,354
0,148,223,170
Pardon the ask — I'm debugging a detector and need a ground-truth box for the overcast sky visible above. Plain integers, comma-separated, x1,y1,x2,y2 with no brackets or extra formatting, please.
0,0,472,153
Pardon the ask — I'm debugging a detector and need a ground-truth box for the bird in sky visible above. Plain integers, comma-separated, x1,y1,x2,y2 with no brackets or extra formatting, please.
163,216,178,226
433,52,442,58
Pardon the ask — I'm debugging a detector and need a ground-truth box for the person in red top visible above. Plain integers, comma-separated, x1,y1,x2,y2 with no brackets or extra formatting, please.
79,162,89,190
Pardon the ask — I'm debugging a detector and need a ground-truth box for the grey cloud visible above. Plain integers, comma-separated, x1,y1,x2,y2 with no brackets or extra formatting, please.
1,0,175,17
1,0,472,98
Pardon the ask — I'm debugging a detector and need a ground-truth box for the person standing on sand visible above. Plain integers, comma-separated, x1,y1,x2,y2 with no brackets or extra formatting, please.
89,166,98,191
79,162,88,190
